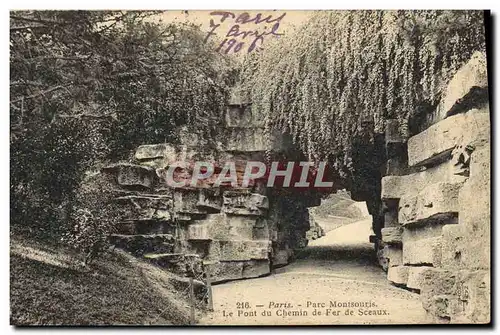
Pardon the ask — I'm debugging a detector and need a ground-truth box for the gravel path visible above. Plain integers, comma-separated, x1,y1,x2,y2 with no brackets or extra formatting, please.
199,218,430,325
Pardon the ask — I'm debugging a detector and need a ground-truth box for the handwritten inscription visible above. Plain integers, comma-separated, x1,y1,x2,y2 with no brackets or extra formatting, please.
204,11,286,54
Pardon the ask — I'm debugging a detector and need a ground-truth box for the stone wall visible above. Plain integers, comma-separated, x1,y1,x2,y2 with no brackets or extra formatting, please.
103,100,320,283
379,51,490,323
99,48,490,322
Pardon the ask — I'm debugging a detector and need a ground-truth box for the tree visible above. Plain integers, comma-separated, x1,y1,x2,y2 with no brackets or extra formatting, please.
10,10,235,244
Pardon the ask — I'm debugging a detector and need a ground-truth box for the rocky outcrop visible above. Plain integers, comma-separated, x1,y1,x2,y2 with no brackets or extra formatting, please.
378,52,490,324
103,100,321,283
305,214,325,241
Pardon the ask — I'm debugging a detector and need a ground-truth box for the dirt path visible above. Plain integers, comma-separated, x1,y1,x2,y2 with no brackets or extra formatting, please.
199,218,430,325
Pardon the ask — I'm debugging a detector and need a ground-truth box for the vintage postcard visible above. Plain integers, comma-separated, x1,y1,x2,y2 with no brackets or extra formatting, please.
9,9,491,326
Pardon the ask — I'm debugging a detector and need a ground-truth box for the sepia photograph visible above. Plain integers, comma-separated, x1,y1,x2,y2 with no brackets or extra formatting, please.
8,7,492,326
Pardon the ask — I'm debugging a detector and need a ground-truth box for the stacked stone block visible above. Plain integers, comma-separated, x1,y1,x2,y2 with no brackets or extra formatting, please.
380,51,490,323
103,101,320,283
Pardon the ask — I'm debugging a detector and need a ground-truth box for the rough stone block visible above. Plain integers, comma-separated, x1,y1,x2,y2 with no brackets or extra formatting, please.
439,51,488,118
196,189,222,212
222,192,269,216
209,240,271,261
383,199,399,227
459,226,490,271
420,268,457,296
398,182,462,225
420,268,490,323
174,212,194,222
458,146,490,270
403,236,442,266
104,163,156,188
204,260,244,282
381,227,402,245
468,144,491,181
386,158,406,176
205,260,270,283
383,245,403,267
253,218,270,240
273,249,293,267
387,266,409,286
187,223,211,241
223,128,290,152
420,268,457,318
188,214,258,241
115,195,173,221
135,144,173,160
226,215,257,240
402,221,450,244
441,224,465,269
377,248,389,271
242,259,271,278
407,109,489,167
459,146,490,231
305,229,319,240
381,176,407,200
381,160,466,200
153,209,171,220
428,295,456,320
407,266,434,291
455,108,491,149
452,270,490,324
174,189,207,215
188,214,225,240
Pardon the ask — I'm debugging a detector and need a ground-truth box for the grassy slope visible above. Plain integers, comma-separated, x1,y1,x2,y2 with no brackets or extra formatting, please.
310,193,371,233
10,237,198,326
311,193,364,219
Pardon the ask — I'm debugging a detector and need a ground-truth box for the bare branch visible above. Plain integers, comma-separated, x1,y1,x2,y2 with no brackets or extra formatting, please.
58,112,116,120
20,55,91,62
10,80,44,86
10,15,65,26
10,85,69,103
10,24,47,31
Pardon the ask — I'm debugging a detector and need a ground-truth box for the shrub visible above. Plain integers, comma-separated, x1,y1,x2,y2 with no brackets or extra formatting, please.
62,171,121,265
10,10,235,250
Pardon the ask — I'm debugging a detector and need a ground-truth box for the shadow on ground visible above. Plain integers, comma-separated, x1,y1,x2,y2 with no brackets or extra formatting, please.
296,243,377,265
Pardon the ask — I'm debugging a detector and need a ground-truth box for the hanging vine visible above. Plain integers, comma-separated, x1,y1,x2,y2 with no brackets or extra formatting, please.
240,10,486,181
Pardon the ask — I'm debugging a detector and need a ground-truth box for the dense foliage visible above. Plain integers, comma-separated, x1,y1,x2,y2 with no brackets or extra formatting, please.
10,9,487,260
10,11,235,251
61,172,124,265
241,10,486,179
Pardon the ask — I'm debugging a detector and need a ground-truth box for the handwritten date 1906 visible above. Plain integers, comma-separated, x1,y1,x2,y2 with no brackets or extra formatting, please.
204,11,287,54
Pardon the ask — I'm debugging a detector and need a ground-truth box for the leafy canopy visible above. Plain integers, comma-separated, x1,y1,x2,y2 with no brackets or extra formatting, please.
10,10,235,243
